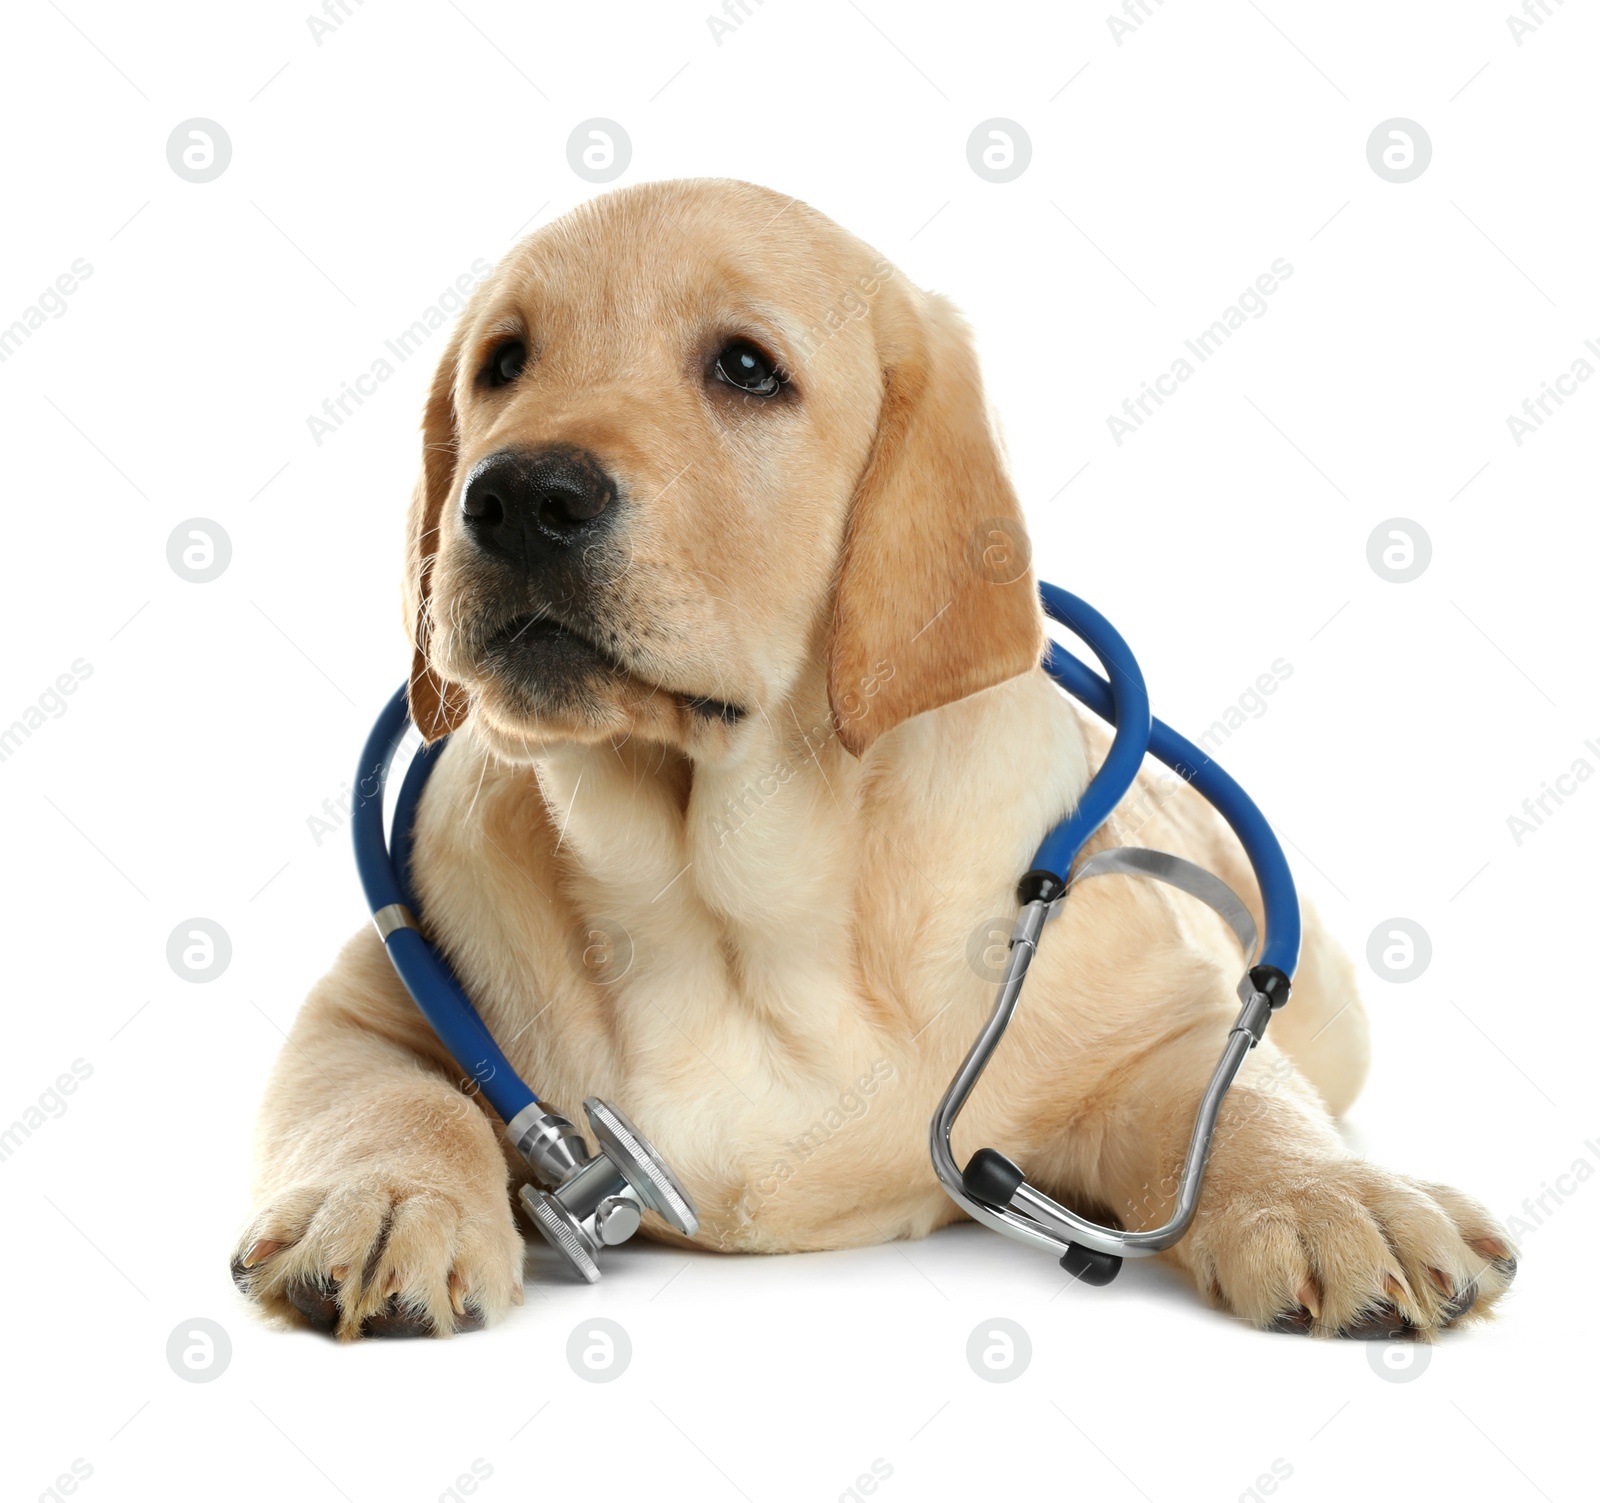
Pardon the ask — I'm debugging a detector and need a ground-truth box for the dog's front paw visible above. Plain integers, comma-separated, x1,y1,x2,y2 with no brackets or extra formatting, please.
230,1169,525,1340
1186,1159,1516,1339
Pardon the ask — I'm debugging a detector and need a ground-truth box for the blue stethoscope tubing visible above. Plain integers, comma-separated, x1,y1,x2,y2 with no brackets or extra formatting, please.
351,580,1300,1270
1034,582,1300,976
353,692,538,1126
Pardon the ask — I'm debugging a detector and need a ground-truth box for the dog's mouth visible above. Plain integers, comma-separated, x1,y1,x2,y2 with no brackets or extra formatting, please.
483,611,625,680
476,610,745,726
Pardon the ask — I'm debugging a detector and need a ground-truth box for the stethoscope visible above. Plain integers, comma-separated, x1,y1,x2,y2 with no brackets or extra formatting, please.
352,582,1298,1284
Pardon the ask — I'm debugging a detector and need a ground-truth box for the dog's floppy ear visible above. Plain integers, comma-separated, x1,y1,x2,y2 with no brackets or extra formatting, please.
403,326,471,742
827,283,1044,757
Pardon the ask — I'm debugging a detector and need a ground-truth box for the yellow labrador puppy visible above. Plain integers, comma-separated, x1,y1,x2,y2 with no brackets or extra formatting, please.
234,179,1515,1340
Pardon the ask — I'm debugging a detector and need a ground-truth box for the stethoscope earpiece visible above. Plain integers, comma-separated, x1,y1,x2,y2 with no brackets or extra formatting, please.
1059,1243,1123,1288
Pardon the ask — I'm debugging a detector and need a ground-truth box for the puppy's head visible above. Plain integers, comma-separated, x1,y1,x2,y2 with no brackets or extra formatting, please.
407,179,1041,762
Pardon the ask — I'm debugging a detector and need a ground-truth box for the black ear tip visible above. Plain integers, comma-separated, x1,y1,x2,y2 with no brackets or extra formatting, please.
1060,1242,1122,1287
963,1147,1025,1207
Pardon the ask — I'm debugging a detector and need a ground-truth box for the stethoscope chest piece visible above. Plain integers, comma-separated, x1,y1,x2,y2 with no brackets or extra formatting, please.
517,1097,700,1282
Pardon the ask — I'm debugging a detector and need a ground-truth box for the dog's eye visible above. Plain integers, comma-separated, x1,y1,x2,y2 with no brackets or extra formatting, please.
484,340,526,388
714,340,783,397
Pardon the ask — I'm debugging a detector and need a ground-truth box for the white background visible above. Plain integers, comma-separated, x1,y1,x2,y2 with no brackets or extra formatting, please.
1,1,1594,1499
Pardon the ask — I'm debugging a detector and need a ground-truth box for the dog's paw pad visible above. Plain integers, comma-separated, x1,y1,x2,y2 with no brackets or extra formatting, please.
359,1295,437,1339
284,1276,341,1333
1337,1302,1418,1342
1268,1304,1315,1335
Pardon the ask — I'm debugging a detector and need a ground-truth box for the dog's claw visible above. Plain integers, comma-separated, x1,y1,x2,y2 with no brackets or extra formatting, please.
1441,1280,1480,1326
1382,1270,1417,1311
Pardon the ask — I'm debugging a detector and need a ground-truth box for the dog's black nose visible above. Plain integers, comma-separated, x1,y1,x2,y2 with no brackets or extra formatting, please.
461,446,616,565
